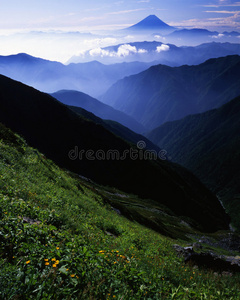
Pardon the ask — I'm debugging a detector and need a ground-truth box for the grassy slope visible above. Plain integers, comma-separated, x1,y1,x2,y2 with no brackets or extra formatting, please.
1,123,240,299
0,74,228,232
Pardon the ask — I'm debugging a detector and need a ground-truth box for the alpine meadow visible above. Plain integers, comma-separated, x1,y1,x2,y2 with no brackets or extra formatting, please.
1,1,240,299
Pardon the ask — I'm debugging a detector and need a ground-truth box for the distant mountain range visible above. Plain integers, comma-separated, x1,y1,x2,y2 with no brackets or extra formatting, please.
122,15,240,45
164,28,240,46
146,95,240,230
1,43,240,98
0,53,154,97
67,16,240,63
101,55,240,130
0,74,229,232
51,90,145,133
121,15,240,44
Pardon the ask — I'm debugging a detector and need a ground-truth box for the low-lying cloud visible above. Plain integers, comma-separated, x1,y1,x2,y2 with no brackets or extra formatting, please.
156,44,170,53
89,44,148,58
212,33,225,38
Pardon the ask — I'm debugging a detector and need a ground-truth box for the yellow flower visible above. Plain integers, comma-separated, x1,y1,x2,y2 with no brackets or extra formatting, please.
66,269,69,271
44,259,49,262
114,262,117,264
70,274,75,277
52,258,56,261
26,260,30,264
45,262,50,266
52,264,57,268
56,247,60,250
56,260,60,264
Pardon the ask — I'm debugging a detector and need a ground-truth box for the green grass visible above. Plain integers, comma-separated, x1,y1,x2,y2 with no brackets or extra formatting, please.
1,123,240,299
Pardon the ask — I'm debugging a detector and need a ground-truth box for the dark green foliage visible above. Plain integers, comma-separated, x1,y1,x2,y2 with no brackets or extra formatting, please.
68,105,160,153
101,55,240,130
0,75,229,231
1,121,240,299
146,95,240,230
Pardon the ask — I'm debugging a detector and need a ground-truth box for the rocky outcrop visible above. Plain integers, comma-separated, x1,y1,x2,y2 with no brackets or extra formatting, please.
173,244,240,274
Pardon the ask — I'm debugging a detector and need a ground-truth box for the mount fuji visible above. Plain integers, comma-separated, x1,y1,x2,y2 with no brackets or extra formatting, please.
123,15,176,34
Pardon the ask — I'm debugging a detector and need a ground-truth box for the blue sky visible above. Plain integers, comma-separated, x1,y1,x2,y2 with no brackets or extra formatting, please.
0,0,240,32
0,0,240,62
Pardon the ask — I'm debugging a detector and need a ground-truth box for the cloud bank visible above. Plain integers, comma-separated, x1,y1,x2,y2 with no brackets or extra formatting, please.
88,44,148,58
156,44,170,53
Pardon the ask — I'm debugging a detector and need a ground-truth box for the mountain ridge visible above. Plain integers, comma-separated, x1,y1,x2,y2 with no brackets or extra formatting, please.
0,74,229,232
51,90,145,133
146,95,240,230
101,55,240,130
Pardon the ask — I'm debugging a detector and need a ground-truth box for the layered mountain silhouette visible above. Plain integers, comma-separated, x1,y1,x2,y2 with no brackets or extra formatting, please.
101,55,240,130
146,95,240,230
51,90,145,133
123,15,175,34
1,44,240,95
0,53,154,97
0,74,229,231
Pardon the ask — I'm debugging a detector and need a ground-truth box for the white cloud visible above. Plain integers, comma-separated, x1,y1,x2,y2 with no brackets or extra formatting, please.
202,1,240,7
212,33,225,38
170,11,240,30
89,47,111,57
138,48,148,53
84,38,117,48
205,10,240,13
88,44,148,58
156,44,170,53
117,44,137,56
108,8,145,15
154,35,166,40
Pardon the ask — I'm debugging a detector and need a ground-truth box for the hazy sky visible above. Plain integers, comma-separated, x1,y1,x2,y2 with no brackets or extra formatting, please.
0,0,240,32
0,0,240,62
